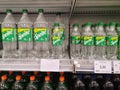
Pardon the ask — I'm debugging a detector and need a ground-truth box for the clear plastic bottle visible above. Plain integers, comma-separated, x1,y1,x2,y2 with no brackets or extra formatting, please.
55,13,67,58
18,9,33,58
12,75,24,90
81,22,94,60
2,9,17,58
56,76,67,90
106,22,118,60
34,9,50,58
116,23,120,60
41,76,53,90
103,75,114,90
70,23,81,63
94,22,106,60
89,75,99,90
51,23,63,59
74,75,85,90
0,75,10,90
26,75,38,90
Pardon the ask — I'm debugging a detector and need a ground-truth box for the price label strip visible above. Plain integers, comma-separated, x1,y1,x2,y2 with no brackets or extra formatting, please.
113,61,120,74
40,59,60,72
94,61,112,73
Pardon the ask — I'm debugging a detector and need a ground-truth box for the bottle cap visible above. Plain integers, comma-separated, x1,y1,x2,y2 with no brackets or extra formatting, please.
54,22,60,27
22,9,28,13
30,75,35,81
34,71,38,75
104,24,109,27
98,22,104,26
60,76,65,82
109,22,116,26
47,72,51,75
117,23,120,27
21,71,26,75
16,75,21,81
83,22,92,27
56,12,61,16
6,9,12,13
1,75,7,81
38,9,44,13
73,23,79,27
45,76,50,81
60,72,64,76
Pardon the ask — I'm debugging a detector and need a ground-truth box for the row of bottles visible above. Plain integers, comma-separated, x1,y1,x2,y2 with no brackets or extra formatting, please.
73,74,120,90
0,71,72,90
71,22,120,62
1,9,67,59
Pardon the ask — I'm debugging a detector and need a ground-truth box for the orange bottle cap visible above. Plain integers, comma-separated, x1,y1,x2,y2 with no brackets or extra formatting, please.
34,71,38,75
1,75,7,81
30,75,35,81
16,75,21,81
9,71,13,75
60,76,65,82
22,71,26,75
47,72,51,75
45,76,50,81
60,72,64,76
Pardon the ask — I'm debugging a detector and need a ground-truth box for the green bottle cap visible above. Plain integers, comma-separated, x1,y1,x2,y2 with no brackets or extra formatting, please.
117,23,120,27
73,23,79,27
54,22,59,27
38,9,44,13
98,22,104,26
56,12,61,16
109,22,116,26
22,9,28,13
6,9,12,13
84,22,92,27
104,24,109,27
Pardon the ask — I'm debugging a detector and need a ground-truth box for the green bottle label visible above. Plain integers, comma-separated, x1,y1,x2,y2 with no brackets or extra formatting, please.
18,28,32,42
2,28,16,42
95,36,106,46
52,36,62,46
107,36,118,46
53,28,65,40
82,36,94,46
71,36,80,44
34,28,49,42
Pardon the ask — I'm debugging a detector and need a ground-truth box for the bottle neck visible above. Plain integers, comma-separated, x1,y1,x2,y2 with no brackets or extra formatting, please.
98,26,104,31
84,26,91,31
7,12,12,15
73,26,79,32
109,26,115,31
23,13,28,16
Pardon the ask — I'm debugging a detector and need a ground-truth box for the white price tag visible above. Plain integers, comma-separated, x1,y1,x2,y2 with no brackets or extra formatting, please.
40,59,59,72
113,61,120,74
94,61,112,73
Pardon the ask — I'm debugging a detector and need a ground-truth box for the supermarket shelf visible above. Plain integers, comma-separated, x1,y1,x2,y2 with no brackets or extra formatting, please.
0,58,73,72
0,0,71,13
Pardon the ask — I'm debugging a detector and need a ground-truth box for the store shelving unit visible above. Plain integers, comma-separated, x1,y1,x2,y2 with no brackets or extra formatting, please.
0,0,120,73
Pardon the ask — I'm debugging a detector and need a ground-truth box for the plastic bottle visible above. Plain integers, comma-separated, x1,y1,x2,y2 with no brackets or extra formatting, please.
18,9,33,58
26,75,38,90
34,9,50,58
113,75,120,90
89,75,99,90
70,23,81,63
41,76,53,90
116,23,120,59
7,71,15,87
56,76,67,90
2,9,17,58
96,75,104,90
103,75,114,90
81,22,94,60
74,75,85,90
51,23,63,59
94,22,106,60
12,75,24,90
0,75,10,90
106,22,118,60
